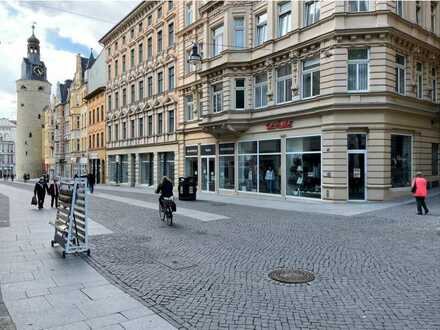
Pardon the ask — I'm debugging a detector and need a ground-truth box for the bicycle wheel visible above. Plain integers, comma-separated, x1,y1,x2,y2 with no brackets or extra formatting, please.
165,208,173,226
158,203,165,222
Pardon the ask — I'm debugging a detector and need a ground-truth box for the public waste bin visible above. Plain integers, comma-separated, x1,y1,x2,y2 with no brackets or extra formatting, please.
178,176,197,201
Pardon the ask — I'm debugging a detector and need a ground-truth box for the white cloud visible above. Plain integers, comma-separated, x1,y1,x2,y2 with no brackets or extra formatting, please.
0,0,138,120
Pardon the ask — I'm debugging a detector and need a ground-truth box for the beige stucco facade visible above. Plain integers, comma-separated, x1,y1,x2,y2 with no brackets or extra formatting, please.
101,1,179,187
174,0,440,201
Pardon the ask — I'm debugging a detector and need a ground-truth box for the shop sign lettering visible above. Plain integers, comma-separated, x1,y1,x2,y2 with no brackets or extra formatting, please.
265,120,293,130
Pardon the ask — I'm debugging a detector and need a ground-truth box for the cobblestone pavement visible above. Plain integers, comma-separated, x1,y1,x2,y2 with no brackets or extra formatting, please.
4,182,440,329
0,193,16,330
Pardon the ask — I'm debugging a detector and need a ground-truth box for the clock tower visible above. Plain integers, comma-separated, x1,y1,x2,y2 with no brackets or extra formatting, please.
16,26,51,179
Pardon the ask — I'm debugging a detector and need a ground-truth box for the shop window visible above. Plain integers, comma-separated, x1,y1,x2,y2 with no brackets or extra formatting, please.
140,153,154,186
416,62,423,99
391,135,412,187
304,0,320,27
277,64,292,103
238,140,281,194
108,155,117,182
235,79,245,109
286,136,321,198
347,48,368,92
395,54,406,95
433,143,439,176
302,57,320,98
278,1,291,37
159,152,175,183
185,146,198,180
121,155,128,183
255,72,268,108
256,12,267,46
348,0,368,12
219,143,235,190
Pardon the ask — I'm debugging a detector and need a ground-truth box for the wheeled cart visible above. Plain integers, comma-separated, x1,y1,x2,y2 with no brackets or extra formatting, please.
51,178,90,258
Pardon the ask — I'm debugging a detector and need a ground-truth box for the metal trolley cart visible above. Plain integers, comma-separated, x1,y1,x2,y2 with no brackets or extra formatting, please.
51,177,90,258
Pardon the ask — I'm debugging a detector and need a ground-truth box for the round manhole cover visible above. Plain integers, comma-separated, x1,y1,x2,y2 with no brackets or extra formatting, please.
269,269,315,284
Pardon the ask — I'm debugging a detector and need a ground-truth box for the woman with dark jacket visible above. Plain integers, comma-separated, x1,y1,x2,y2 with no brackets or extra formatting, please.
155,176,174,208
49,178,60,208
34,177,49,209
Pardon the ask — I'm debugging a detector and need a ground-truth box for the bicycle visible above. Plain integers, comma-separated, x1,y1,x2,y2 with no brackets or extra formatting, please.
159,196,174,226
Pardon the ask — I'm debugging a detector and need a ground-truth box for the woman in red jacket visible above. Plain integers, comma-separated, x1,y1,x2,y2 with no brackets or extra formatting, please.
412,172,429,215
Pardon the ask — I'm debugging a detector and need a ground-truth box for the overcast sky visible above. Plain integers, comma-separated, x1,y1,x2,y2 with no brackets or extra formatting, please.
0,0,139,120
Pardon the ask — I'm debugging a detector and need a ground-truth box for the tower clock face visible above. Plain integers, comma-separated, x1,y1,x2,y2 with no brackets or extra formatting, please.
33,65,45,77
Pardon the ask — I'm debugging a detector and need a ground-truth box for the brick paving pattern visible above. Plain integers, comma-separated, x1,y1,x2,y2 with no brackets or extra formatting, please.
85,190,440,330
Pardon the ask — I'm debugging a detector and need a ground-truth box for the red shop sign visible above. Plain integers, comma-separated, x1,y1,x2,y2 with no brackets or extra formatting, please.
265,120,293,130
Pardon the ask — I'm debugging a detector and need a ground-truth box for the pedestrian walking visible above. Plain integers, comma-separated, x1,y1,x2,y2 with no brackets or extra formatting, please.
11,174,14,182
33,177,49,210
49,178,60,208
412,171,429,215
87,172,95,193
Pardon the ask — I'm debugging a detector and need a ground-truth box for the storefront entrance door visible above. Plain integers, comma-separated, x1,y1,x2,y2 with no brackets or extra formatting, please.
201,157,215,192
348,153,366,200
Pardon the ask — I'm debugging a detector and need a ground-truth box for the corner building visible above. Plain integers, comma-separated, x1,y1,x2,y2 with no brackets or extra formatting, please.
101,1,178,186
176,0,440,201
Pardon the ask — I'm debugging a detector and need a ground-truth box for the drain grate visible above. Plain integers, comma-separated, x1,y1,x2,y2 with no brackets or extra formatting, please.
269,269,315,284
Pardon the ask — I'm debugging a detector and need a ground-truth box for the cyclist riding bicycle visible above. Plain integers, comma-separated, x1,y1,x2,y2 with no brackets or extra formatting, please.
156,176,174,208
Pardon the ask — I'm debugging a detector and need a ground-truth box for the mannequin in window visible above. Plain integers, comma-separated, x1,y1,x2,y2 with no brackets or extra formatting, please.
265,166,275,193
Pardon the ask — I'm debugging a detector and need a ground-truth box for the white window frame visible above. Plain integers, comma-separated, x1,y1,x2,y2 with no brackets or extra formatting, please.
212,83,223,113
416,1,422,25
431,2,437,33
395,54,406,95
233,17,245,49
416,62,423,99
185,48,194,74
185,2,193,26
278,2,291,37
348,0,369,12
212,25,224,57
396,0,403,16
254,72,268,109
255,12,267,46
301,57,320,99
347,48,369,92
276,63,292,104
304,0,320,27
184,95,194,121
235,79,245,110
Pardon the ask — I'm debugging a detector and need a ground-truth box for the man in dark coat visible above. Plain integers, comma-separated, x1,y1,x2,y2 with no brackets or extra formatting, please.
87,173,95,193
49,178,60,208
34,177,49,209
